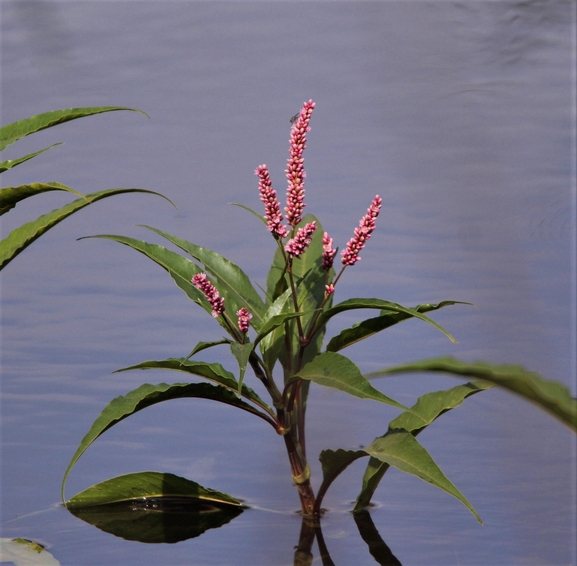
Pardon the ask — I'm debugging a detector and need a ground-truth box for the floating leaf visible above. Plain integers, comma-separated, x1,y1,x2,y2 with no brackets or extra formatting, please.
0,188,172,271
370,357,577,432
0,538,60,566
293,352,410,412
62,382,275,501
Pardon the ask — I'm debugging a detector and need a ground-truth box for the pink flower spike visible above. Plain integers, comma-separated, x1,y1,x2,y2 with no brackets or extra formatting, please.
341,195,383,266
192,273,225,318
285,221,317,259
236,307,252,333
285,100,315,226
322,232,337,271
255,165,288,239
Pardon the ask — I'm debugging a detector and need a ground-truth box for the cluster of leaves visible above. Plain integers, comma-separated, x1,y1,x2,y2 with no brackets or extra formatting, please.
0,106,171,271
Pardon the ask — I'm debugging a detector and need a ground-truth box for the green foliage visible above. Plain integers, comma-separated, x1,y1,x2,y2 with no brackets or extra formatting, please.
63,102,574,534
0,107,171,271
0,538,60,566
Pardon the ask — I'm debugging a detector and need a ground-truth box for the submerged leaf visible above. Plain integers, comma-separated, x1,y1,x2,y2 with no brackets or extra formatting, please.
370,357,577,432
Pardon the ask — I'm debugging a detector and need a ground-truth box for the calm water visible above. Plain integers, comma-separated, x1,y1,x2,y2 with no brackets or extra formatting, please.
1,2,576,564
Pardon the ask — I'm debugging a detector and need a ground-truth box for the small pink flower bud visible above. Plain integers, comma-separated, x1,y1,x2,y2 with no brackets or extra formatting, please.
236,307,252,333
341,195,382,266
285,100,315,227
192,273,225,318
255,165,288,239
325,284,335,295
284,221,317,259
322,232,337,271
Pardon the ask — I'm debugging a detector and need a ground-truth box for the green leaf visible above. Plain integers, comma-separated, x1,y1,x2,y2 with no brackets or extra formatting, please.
326,301,469,353
0,182,84,216
259,287,293,372
66,472,243,544
0,106,147,152
186,339,231,359
315,448,367,512
66,471,243,509
0,143,62,173
0,188,172,271
115,358,274,417
365,432,482,524
61,382,274,501
138,225,266,330
253,310,313,349
293,352,410,412
316,298,457,345
354,381,493,511
0,538,60,566
230,342,252,391
228,202,268,226
370,357,577,432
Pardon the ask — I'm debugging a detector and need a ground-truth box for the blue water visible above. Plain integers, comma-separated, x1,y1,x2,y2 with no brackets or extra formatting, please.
1,2,575,564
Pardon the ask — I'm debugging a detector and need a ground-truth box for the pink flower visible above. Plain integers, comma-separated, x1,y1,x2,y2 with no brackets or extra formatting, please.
236,307,252,333
325,284,335,295
284,221,317,258
322,232,337,271
256,165,288,239
192,273,225,318
285,100,315,227
341,195,382,266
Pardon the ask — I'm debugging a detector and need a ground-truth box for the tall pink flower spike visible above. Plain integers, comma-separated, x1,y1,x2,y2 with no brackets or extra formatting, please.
256,165,288,239
192,273,225,318
341,195,382,266
322,232,337,271
236,307,252,333
285,100,315,227
285,221,317,259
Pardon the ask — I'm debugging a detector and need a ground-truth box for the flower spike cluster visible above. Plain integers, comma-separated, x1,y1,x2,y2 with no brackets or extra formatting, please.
192,273,225,318
341,195,382,266
236,307,252,333
322,232,337,271
285,221,317,259
285,100,315,227
256,165,288,238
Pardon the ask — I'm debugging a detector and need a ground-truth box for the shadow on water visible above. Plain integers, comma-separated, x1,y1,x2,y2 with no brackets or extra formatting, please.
68,498,402,565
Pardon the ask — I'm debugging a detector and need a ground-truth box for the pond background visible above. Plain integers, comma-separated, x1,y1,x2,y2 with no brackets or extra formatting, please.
1,1,575,564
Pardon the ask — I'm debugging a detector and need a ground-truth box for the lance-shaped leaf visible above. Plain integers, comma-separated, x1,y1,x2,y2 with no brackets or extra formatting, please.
354,380,493,511
0,188,172,271
66,471,243,509
230,342,252,391
369,357,577,432
366,432,482,523
314,298,457,344
259,287,293,371
326,301,469,353
115,358,274,418
0,106,147,151
292,352,410,412
228,202,268,226
138,225,266,330
0,143,62,174
83,234,225,321
186,339,231,359
62,382,276,501
0,182,84,215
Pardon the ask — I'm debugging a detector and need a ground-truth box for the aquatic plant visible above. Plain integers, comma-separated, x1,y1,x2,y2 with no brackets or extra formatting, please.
62,101,576,527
